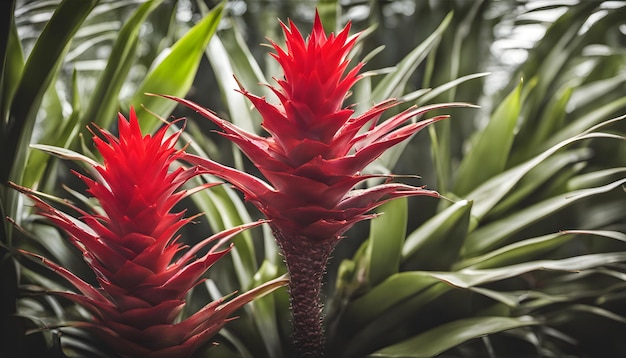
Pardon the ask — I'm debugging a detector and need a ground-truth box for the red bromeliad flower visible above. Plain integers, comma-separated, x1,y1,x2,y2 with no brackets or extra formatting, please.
159,13,470,357
12,109,286,358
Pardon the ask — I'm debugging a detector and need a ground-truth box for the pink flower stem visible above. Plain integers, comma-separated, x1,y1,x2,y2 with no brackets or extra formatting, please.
273,228,336,358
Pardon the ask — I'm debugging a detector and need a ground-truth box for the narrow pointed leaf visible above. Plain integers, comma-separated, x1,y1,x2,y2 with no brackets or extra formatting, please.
130,2,224,131
367,197,407,287
464,178,626,256
370,12,452,102
402,199,472,270
370,316,538,357
82,0,163,132
467,131,624,223
3,0,96,184
1,7,22,122
454,81,522,196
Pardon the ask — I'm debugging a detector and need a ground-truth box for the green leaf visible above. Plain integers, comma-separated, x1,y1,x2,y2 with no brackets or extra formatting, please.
467,131,623,223
1,4,22,123
29,144,99,168
568,72,626,116
342,283,451,358
402,199,472,270
3,0,97,184
198,1,267,135
344,272,441,329
81,0,163,133
247,260,285,358
405,72,489,105
205,31,256,132
367,198,408,287
522,85,572,156
453,81,522,196
431,252,626,289
370,316,537,357
21,81,65,188
370,12,452,103
130,1,224,131
515,2,598,102
487,148,591,218
455,232,572,270
567,167,626,191
463,177,626,256
546,95,626,151
195,183,258,289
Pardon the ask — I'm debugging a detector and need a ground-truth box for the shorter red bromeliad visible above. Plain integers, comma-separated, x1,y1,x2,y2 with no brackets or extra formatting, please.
159,12,472,357
12,109,286,358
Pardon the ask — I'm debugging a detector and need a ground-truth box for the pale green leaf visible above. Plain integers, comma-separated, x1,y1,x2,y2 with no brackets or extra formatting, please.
367,198,408,287
546,95,626,151
488,148,591,218
430,252,626,288
467,131,624,223
370,316,537,357
1,9,23,122
82,0,163,132
4,0,97,185
455,232,572,270
464,178,626,256
454,81,522,196
130,2,224,131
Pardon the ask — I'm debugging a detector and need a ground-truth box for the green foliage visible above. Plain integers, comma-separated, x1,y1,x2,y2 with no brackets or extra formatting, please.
3,0,625,357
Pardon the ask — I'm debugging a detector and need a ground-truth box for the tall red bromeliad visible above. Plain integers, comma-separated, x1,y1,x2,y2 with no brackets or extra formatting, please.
12,109,286,358
160,13,470,357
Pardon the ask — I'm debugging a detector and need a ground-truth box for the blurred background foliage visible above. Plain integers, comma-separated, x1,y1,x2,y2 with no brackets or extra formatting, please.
1,0,625,357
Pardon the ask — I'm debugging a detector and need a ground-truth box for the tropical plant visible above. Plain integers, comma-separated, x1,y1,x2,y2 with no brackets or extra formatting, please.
2,0,625,357
159,12,474,356
11,109,286,357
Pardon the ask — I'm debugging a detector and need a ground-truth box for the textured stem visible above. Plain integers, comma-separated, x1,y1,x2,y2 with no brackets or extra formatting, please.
273,228,336,358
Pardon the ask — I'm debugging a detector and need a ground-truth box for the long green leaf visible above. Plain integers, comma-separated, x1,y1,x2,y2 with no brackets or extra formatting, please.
370,12,452,103
205,33,256,132
568,167,626,190
344,272,441,330
431,252,626,289
487,148,591,218
402,199,472,270
1,1,21,123
519,85,572,159
453,81,522,196
367,197,407,287
467,131,624,224
342,283,451,358
405,72,489,105
247,260,285,358
4,0,96,184
545,95,626,151
82,0,163,132
131,1,224,131
463,178,626,256
370,316,537,357
455,232,572,270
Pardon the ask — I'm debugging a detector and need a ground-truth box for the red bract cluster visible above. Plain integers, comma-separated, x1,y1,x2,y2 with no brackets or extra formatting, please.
160,13,468,357
14,109,283,358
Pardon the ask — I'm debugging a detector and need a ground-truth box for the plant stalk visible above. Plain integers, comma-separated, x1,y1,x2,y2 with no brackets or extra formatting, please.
273,228,336,358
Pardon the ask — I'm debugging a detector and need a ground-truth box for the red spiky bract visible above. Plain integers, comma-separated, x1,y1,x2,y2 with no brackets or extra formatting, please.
160,12,469,357
15,109,280,358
